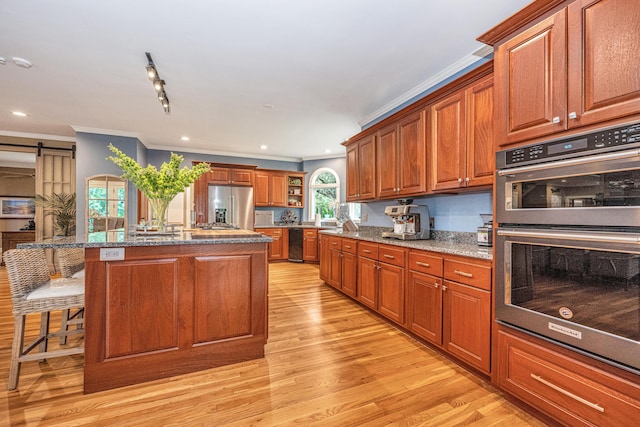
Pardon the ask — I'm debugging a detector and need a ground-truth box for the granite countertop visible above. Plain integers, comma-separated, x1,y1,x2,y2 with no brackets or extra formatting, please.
16,229,272,249
254,223,333,229
319,228,492,260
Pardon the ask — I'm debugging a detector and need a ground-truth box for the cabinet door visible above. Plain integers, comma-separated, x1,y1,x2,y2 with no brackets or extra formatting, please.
319,234,331,281
494,10,567,146
407,271,442,345
208,167,231,184
398,110,427,195
377,262,405,325
270,173,288,207
341,252,357,298
431,91,466,191
442,280,491,373
358,135,376,200
193,173,208,224
376,124,399,198
230,169,253,186
465,76,494,188
302,230,318,262
345,143,359,201
254,172,270,206
357,256,378,309
328,248,342,289
567,0,640,128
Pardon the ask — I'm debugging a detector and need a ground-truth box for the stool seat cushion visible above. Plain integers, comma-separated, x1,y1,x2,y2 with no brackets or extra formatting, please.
26,278,85,300
71,269,85,279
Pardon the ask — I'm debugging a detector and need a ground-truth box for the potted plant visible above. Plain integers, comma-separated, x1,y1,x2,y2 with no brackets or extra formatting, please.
34,192,77,236
107,145,210,228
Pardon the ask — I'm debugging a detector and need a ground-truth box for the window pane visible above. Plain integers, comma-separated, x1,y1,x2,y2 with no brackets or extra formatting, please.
314,172,337,184
313,187,337,218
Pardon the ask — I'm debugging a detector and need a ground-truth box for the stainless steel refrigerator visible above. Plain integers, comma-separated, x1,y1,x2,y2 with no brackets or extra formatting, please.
207,185,254,230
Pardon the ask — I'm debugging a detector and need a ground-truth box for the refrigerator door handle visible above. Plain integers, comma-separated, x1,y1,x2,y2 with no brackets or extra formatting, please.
230,195,234,226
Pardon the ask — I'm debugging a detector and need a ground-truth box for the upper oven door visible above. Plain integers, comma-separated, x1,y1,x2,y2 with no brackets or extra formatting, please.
497,149,640,226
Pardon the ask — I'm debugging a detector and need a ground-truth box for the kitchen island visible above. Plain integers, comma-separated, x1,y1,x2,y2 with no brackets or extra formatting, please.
18,229,272,393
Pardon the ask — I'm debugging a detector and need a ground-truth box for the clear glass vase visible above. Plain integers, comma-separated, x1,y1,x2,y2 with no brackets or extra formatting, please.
148,198,170,230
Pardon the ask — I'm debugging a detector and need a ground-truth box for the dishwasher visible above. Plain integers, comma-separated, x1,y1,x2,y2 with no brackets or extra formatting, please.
287,227,303,262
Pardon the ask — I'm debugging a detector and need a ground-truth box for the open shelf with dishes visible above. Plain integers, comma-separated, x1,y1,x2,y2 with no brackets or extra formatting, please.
287,174,305,208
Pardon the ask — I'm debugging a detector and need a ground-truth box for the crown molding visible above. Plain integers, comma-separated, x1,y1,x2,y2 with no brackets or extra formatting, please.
145,143,303,163
0,130,76,142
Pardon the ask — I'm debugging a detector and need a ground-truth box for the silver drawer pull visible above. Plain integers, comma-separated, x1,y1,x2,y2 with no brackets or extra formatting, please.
345,245,352,249
531,374,604,413
383,254,395,259
416,261,430,268
363,249,372,253
454,270,473,278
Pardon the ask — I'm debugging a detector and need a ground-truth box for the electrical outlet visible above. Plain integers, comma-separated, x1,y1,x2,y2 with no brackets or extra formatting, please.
100,247,125,261
429,217,434,228
361,213,368,222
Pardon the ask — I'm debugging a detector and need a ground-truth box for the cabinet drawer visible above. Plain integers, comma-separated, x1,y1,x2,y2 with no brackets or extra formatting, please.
358,242,378,259
341,238,358,254
409,251,443,276
497,329,640,427
378,245,406,267
327,235,342,250
262,228,282,237
444,258,491,291
303,229,318,238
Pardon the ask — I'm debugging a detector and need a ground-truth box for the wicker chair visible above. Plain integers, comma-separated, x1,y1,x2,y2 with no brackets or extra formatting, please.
3,248,84,390
56,248,86,344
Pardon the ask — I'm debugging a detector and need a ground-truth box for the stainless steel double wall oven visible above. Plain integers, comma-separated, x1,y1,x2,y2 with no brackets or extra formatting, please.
495,121,640,373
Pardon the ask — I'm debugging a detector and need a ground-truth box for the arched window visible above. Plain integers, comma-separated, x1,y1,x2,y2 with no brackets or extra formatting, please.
308,168,340,221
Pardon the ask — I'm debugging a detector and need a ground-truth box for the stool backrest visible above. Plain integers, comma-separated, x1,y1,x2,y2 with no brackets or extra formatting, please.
57,248,85,278
3,248,51,302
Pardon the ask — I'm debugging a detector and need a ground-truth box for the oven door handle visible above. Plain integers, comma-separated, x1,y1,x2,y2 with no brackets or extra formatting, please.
497,148,640,176
497,229,640,244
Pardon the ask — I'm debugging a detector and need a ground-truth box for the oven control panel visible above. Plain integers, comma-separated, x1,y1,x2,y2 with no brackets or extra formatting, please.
500,122,640,167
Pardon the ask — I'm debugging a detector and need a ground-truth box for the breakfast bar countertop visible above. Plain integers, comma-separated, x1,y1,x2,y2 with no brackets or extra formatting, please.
16,228,272,249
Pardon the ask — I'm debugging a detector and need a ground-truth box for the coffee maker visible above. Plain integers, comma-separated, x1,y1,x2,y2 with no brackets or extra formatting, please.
381,200,430,240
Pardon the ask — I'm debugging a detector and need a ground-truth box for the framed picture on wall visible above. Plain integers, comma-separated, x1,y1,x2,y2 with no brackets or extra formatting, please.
0,197,36,218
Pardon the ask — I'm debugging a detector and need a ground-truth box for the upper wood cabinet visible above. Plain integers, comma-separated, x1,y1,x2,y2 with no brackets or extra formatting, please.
494,0,640,147
207,166,254,186
430,75,494,191
376,110,427,199
345,134,376,202
254,171,287,207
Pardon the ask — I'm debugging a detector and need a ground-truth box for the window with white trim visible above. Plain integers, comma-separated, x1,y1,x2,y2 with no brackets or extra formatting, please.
308,168,340,221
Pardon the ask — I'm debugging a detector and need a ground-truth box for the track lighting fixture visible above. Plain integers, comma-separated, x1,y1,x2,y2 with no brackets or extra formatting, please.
145,52,170,114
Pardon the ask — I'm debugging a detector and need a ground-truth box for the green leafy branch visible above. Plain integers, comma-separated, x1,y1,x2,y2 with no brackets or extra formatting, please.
107,144,210,202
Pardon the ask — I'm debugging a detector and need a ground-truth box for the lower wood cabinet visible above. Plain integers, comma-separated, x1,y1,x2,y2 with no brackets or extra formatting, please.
320,235,357,296
407,250,492,374
259,228,288,261
496,325,640,427
1,231,36,265
357,242,406,324
302,229,318,262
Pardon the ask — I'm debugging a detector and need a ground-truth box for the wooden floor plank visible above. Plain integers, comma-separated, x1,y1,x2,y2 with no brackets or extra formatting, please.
0,262,548,426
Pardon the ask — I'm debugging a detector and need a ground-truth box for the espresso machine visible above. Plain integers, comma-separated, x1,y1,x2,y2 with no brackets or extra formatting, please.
381,201,431,240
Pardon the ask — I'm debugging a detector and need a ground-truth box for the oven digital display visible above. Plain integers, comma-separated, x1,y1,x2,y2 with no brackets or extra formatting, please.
547,138,588,155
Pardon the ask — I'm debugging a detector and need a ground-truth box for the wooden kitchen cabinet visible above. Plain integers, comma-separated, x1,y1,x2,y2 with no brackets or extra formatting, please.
326,235,343,289
302,229,318,262
492,0,640,147
286,173,306,208
340,239,358,298
259,228,288,261
376,110,427,199
319,233,331,281
357,242,406,324
1,231,36,265
254,171,287,207
207,166,254,186
496,325,640,427
407,250,491,374
430,75,494,191
345,134,376,202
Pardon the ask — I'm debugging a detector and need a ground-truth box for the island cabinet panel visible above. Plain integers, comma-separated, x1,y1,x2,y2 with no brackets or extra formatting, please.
104,259,179,358
193,255,252,342
84,242,268,393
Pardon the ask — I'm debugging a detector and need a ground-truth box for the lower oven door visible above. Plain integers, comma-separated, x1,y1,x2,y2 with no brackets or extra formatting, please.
496,227,640,372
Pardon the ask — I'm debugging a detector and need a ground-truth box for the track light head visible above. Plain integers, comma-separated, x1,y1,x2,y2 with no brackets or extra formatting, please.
145,52,170,114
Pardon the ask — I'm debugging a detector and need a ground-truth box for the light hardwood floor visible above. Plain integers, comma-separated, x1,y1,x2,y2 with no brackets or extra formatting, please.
0,262,549,426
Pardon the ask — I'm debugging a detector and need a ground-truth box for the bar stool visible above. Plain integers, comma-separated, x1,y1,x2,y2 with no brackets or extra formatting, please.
3,248,85,390
56,247,86,344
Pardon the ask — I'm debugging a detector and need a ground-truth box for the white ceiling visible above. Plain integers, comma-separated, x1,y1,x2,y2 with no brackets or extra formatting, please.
0,0,530,162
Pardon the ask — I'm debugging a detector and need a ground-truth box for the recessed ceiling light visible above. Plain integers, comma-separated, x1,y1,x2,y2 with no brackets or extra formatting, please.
12,111,27,117
11,57,32,69
181,136,190,141
262,104,274,109
260,145,267,150
325,149,332,153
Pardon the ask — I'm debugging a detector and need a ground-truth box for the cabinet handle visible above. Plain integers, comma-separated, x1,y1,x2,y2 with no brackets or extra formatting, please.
465,177,470,183
416,261,430,268
442,284,447,291
345,245,352,249
332,242,338,246
552,116,561,124
457,178,463,183
530,374,604,413
363,249,372,253
454,270,473,278
568,111,578,120
383,254,395,259
434,283,439,288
